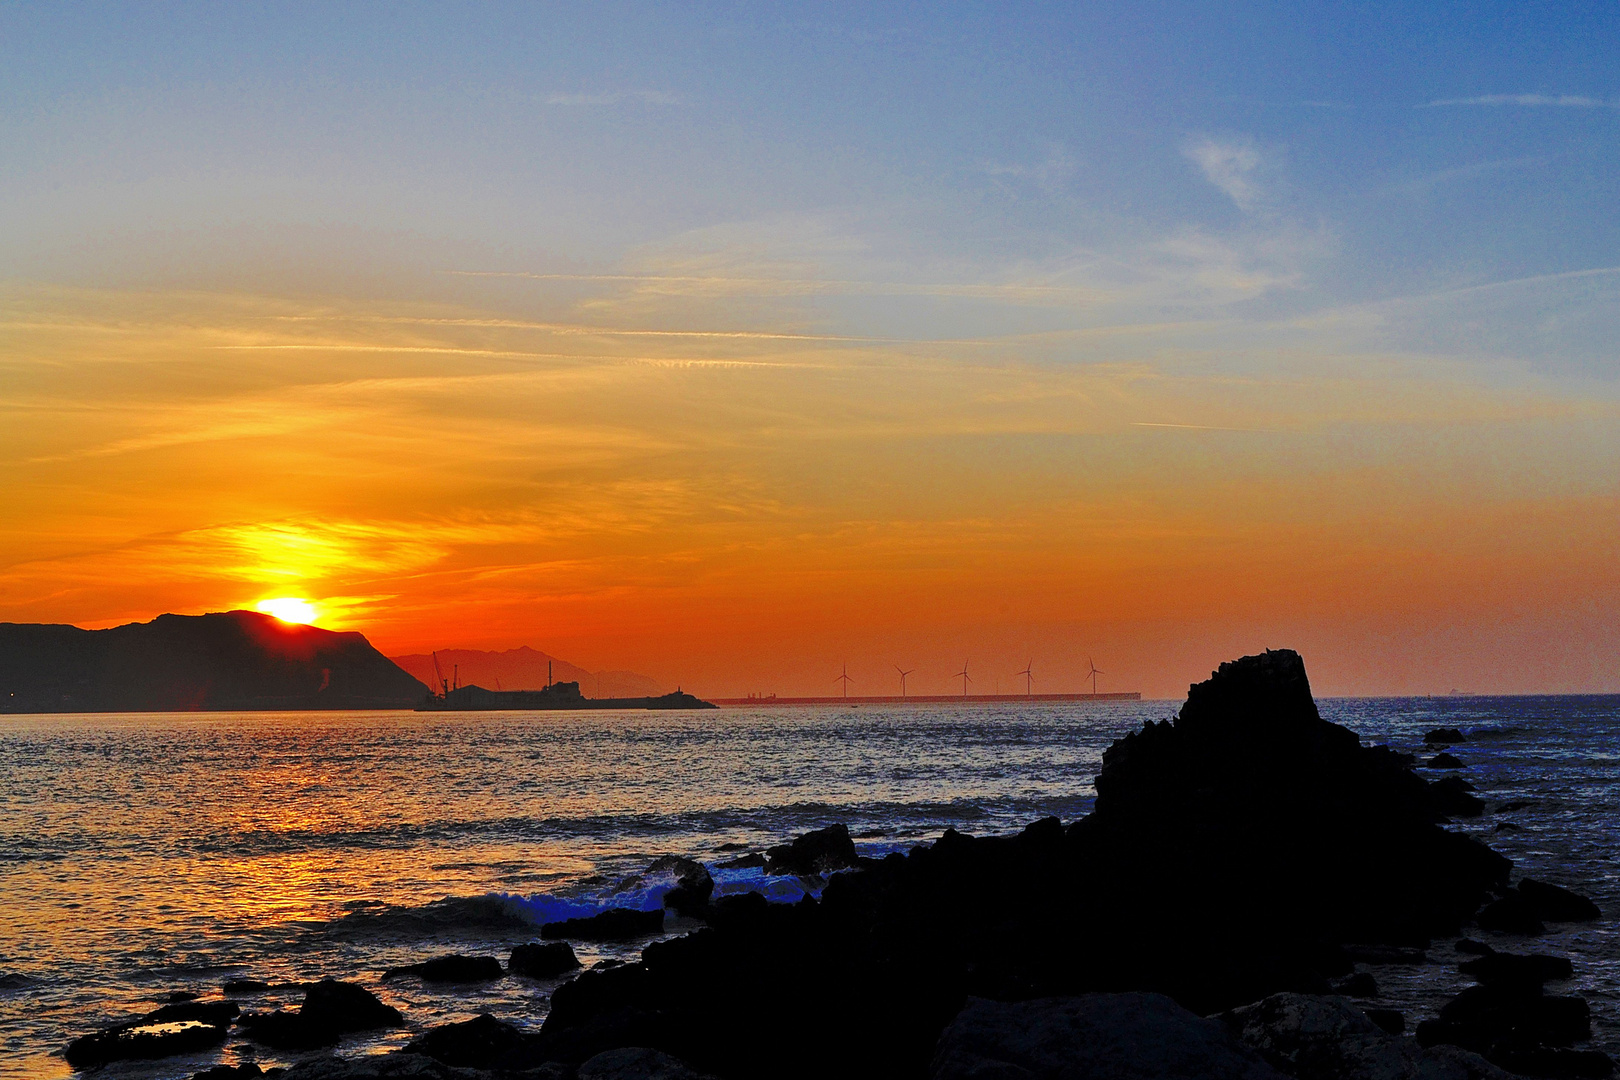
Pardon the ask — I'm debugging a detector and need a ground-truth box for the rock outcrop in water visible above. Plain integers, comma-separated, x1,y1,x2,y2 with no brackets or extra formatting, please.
1,611,427,711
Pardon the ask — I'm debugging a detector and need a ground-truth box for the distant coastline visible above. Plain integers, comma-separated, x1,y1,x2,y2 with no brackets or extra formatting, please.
707,691,1142,706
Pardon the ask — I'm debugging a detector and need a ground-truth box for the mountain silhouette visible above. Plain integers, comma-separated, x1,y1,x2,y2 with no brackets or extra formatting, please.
0,610,428,712
390,646,663,698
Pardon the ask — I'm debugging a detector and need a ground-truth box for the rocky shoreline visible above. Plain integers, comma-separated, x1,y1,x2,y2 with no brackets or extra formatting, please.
62,651,1612,1079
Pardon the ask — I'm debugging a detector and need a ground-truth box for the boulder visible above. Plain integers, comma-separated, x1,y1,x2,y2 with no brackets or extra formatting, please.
646,857,714,917
1417,984,1592,1051
1427,753,1465,769
1476,891,1547,936
577,1046,719,1080
541,908,664,942
1460,950,1574,990
274,1053,518,1079
241,978,402,1050
1487,1042,1615,1079
1518,879,1601,922
509,941,582,978
1425,729,1467,745
191,1066,266,1080
764,824,859,876
65,1001,240,1068
930,994,1287,1079
1226,993,1516,1080
1431,775,1485,818
404,1013,530,1068
382,955,503,983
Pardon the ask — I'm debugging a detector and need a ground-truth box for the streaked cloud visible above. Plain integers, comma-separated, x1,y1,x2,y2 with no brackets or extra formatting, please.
1183,136,1262,210
1423,94,1620,109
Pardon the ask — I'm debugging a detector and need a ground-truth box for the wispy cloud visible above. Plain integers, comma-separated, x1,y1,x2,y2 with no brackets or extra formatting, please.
543,90,681,106
1423,94,1620,109
1183,136,1261,210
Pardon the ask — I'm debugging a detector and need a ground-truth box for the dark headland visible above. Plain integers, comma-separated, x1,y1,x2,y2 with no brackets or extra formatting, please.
0,610,428,712
60,649,1612,1079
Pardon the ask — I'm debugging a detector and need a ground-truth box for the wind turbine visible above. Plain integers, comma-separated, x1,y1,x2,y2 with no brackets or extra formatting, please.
956,660,972,698
836,663,853,698
1086,657,1104,696
896,666,914,700
1017,661,1034,698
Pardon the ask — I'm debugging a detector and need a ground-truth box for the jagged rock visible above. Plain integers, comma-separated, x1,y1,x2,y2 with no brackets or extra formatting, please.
1226,993,1516,1080
65,1001,240,1068
764,824,858,876
1477,891,1547,936
383,955,503,983
509,941,582,978
1487,1042,1615,1078
931,993,1288,1079
1425,729,1468,745
577,1046,719,1079
541,908,664,942
1427,753,1465,769
404,1013,530,1068
1431,775,1485,818
646,857,714,917
1365,1009,1404,1034
1518,879,1601,922
241,979,402,1050
714,853,766,870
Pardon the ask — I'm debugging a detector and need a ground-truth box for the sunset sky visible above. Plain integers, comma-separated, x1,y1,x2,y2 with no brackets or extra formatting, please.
3,3,1617,697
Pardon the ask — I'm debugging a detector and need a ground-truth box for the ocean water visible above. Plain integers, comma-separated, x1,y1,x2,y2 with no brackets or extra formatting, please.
0,697,1614,1079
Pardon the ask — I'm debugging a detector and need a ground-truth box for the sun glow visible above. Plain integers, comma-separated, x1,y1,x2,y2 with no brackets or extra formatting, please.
256,597,318,625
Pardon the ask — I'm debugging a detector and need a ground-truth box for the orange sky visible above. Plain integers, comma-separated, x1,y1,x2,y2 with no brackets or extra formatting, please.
3,276,1616,699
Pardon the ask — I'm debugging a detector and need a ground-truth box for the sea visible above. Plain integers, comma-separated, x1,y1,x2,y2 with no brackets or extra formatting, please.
0,697,1615,1079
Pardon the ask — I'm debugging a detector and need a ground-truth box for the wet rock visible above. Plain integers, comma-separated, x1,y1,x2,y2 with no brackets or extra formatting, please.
1518,879,1601,922
1365,1008,1404,1034
192,1065,264,1080
65,1001,241,1068
764,824,858,876
578,1046,719,1080
241,979,402,1050
1431,775,1485,818
1330,972,1378,998
1497,800,1537,813
223,979,272,995
383,955,503,983
931,993,1287,1079
1427,753,1465,769
1226,993,1515,1080
647,857,714,918
404,1013,529,1068
1487,1042,1615,1079
509,942,581,979
1417,984,1592,1051
275,1054,504,1079
1425,728,1467,745
713,853,765,870
169,991,201,1003
541,907,664,942
1460,950,1574,990
1477,890,1547,936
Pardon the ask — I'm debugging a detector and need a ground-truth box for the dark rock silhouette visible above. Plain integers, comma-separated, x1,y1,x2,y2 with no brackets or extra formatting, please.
509,941,582,978
1476,890,1548,935
930,993,1287,1080
1225,993,1514,1079
65,1000,239,1068
240,978,402,1049
541,908,664,942
382,955,503,983
1426,728,1468,745
1460,948,1574,990
1,611,426,712
222,979,271,995
485,649,1521,1078
1518,878,1601,922
764,823,858,876
1427,753,1465,769
404,1013,528,1068
577,1047,718,1079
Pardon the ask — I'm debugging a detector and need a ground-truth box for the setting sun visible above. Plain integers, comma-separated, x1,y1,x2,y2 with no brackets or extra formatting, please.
256,597,318,625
